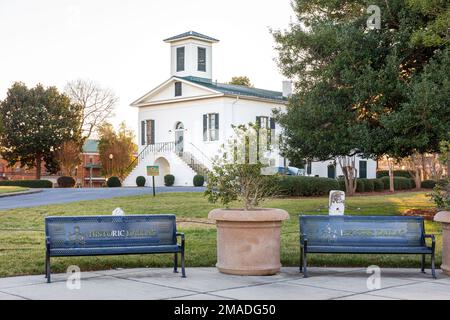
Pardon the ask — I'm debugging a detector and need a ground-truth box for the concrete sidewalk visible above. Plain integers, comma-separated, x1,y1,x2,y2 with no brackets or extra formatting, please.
0,267,449,300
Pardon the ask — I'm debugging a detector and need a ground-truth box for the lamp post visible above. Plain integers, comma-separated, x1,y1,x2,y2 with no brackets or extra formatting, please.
109,153,114,177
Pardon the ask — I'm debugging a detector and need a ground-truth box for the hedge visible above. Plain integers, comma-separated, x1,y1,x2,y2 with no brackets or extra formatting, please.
193,175,205,187
278,176,339,197
57,176,76,188
373,178,385,191
421,180,436,189
380,176,413,190
376,170,413,179
136,176,146,187
0,180,53,188
107,176,121,187
164,174,175,186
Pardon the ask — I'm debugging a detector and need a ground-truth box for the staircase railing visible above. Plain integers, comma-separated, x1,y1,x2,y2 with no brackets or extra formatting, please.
126,141,175,174
177,150,210,178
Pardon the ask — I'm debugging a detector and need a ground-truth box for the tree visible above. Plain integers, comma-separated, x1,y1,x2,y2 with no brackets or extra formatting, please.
272,0,449,194
228,76,253,87
0,82,82,179
55,140,82,176
65,79,118,139
98,122,137,180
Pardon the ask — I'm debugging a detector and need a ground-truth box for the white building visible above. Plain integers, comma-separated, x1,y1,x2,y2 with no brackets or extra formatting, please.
123,31,375,187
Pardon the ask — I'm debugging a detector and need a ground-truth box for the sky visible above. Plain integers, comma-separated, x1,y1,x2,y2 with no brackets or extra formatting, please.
0,0,294,135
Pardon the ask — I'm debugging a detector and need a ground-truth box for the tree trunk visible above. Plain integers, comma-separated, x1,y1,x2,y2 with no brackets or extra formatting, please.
414,170,421,190
35,154,42,180
387,158,394,192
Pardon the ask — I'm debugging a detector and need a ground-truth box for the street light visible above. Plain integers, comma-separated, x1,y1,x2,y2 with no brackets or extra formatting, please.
109,154,114,177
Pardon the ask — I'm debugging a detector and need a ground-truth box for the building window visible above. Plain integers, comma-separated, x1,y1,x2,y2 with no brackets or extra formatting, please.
256,116,276,145
198,47,206,72
176,47,185,72
141,119,155,145
175,82,182,96
203,113,219,141
359,160,367,178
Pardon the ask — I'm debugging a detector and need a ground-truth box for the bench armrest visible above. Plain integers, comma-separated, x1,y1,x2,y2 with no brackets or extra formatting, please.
176,232,185,247
424,234,435,250
300,233,307,245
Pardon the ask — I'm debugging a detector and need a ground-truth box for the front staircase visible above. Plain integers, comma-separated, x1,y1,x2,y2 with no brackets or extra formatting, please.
123,141,211,186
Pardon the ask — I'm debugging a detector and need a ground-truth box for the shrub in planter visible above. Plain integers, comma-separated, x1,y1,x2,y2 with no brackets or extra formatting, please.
193,174,205,187
373,179,385,191
0,179,53,188
421,180,436,189
206,123,288,276
136,176,146,187
57,176,76,188
278,176,339,197
107,176,121,187
164,174,175,186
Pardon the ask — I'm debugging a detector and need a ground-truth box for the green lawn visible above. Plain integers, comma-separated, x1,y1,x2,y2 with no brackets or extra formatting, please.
0,186,28,194
0,191,442,277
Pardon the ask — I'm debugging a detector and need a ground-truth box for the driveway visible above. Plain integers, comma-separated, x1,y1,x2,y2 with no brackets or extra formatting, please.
0,187,205,210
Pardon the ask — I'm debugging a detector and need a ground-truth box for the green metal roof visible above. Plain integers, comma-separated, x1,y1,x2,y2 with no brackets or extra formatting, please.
179,76,287,103
164,31,219,43
82,139,99,153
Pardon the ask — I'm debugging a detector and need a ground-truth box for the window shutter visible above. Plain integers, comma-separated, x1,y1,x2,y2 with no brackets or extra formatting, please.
214,113,219,140
256,116,261,128
176,47,185,72
203,114,207,141
198,47,206,72
141,121,146,145
307,161,312,175
151,120,155,145
359,160,367,179
270,117,275,130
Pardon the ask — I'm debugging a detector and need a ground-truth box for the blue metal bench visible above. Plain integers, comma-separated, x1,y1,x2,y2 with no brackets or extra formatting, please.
45,214,185,282
299,215,436,278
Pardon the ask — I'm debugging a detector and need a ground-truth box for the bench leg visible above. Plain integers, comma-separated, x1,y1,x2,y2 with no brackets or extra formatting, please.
421,254,425,273
45,254,51,283
181,249,186,278
173,253,178,273
303,252,308,278
431,252,436,279
299,247,303,273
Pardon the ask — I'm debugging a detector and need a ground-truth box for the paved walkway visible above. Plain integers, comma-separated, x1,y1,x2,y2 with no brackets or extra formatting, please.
0,187,205,210
0,267,448,300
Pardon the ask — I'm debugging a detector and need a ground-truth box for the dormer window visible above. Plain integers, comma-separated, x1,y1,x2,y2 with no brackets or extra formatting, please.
174,82,182,96
176,47,185,72
197,47,206,72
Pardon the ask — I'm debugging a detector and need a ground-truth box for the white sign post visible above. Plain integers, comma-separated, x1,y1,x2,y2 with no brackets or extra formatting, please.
329,190,345,215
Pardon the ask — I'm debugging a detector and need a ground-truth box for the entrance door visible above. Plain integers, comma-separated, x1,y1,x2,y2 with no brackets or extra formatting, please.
175,122,184,154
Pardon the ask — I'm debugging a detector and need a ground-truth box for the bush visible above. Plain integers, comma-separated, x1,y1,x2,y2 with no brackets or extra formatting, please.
380,176,413,190
421,180,436,189
373,179,385,191
410,178,416,189
356,179,365,193
363,179,375,192
57,176,76,188
107,176,121,187
164,174,175,186
136,176,146,187
337,179,346,191
0,179,53,188
376,170,413,179
278,176,339,197
193,175,205,187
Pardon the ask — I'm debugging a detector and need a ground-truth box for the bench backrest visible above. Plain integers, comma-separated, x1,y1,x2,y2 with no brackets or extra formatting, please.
45,215,177,249
299,215,425,247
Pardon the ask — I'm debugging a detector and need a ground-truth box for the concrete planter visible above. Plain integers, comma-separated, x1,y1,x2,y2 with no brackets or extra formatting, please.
208,208,289,276
434,211,450,276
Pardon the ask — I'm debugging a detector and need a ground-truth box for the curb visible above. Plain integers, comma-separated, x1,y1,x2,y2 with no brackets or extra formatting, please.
0,189,43,198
